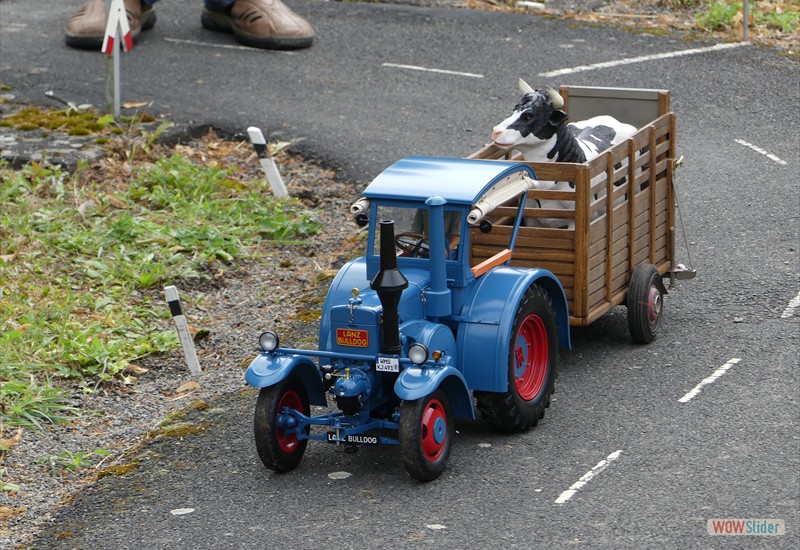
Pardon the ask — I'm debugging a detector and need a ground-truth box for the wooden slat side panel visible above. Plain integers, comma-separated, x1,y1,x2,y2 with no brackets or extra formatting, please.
573,165,591,320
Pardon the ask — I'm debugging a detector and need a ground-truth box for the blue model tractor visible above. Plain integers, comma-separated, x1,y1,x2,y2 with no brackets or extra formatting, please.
245,156,572,481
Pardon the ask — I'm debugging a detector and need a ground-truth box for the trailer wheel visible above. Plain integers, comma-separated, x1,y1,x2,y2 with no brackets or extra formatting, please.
627,264,665,344
254,376,309,472
476,284,558,433
399,389,453,482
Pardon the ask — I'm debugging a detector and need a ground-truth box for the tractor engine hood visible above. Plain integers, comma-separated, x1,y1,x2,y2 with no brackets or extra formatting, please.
327,275,426,357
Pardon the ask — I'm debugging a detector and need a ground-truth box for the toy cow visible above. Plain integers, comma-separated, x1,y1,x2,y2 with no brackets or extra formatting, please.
491,79,637,228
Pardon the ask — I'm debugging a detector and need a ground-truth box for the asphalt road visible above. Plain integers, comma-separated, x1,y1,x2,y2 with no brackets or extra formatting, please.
2,0,799,548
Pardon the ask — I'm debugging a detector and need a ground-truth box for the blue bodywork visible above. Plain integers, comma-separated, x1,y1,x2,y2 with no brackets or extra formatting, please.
245,156,571,448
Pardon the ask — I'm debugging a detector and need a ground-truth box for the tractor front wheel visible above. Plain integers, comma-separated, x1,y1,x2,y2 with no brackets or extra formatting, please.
399,389,453,482
254,376,310,472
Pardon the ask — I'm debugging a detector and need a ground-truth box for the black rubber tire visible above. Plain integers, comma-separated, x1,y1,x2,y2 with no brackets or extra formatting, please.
475,284,558,433
627,263,664,344
254,377,309,472
399,389,454,482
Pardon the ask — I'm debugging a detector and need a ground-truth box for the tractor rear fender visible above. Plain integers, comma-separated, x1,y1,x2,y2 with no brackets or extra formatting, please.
245,354,327,406
457,267,571,393
395,366,475,420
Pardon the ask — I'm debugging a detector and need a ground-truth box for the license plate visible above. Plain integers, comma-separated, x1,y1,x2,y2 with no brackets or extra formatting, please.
327,432,379,445
376,356,399,373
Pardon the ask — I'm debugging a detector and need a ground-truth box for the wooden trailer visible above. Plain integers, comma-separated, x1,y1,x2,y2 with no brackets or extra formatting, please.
467,86,693,342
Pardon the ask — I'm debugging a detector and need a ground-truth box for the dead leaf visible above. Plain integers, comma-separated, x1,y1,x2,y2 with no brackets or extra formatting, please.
0,506,27,518
175,381,201,395
0,427,23,450
125,364,149,375
104,193,128,209
122,101,151,109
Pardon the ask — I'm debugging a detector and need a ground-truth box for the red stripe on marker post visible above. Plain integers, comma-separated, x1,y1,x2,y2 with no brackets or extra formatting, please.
165,285,201,375
102,36,115,55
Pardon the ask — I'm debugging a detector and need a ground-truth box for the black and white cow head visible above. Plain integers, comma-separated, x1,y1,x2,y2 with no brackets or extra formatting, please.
491,79,569,158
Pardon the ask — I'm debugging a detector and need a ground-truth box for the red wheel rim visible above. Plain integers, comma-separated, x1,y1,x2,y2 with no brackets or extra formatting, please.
420,398,447,462
276,390,303,453
513,314,548,400
647,286,662,327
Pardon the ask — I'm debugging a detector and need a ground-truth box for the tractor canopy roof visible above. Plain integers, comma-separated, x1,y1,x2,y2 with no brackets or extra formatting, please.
362,156,536,206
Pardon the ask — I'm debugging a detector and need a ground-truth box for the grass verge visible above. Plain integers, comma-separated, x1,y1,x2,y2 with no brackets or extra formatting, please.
0,107,321,432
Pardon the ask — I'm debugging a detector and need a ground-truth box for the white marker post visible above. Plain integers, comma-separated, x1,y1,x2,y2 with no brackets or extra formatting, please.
102,0,133,119
165,285,201,375
247,126,289,198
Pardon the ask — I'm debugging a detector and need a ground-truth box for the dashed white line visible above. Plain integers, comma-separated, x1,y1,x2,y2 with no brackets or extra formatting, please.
381,63,484,79
678,358,742,403
554,450,623,505
781,291,800,319
735,139,789,165
538,42,748,77
163,37,294,54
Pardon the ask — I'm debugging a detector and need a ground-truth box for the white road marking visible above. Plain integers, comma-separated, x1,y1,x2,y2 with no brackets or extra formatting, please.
734,139,789,165
678,358,742,403
781,291,800,318
538,42,748,77
554,450,623,505
381,63,484,79
164,37,294,54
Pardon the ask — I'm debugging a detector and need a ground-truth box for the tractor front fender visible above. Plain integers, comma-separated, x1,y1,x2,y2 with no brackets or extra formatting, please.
395,366,475,420
245,354,327,406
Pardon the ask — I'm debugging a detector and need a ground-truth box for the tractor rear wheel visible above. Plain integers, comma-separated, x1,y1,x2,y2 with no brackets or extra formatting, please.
399,389,453,482
476,284,558,433
254,376,309,472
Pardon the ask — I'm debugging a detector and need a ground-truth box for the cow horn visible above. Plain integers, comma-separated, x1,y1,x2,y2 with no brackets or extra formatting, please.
544,85,565,109
518,78,535,95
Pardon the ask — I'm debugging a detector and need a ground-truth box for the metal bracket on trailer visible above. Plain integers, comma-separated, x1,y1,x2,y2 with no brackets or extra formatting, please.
669,156,697,284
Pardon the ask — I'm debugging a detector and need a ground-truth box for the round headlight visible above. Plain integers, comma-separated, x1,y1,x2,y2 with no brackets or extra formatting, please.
259,331,279,352
408,343,428,365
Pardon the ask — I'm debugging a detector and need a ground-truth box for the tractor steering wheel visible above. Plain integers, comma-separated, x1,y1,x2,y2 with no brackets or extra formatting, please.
395,232,430,258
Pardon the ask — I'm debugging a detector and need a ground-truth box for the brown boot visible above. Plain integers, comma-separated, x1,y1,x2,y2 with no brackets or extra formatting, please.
65,0,156,50
201,0,314,50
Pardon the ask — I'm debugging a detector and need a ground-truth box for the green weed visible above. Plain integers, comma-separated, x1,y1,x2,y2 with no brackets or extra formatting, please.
1,469,21,492
758,9,799,33
696,1,743,31
38,449,111,475
0,376,78,429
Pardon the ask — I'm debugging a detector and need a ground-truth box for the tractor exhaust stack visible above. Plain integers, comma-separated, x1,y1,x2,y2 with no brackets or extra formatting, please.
370,220,408,355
